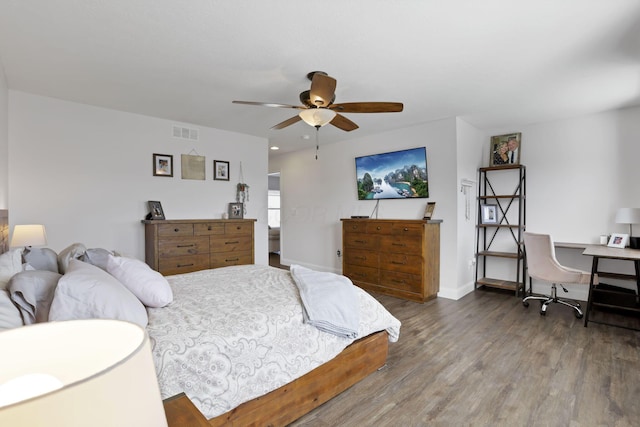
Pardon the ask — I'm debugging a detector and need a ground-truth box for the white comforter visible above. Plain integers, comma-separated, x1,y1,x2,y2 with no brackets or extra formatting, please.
146,264,400,419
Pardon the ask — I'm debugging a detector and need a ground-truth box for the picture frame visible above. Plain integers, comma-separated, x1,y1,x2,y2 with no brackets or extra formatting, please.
153,154,173,177
480,204,498,224
489,132,521,167
181,154,205,180
423,202,436,220
228,202,243,219
607,233,629,248
214,160,230,181
147,201,165,220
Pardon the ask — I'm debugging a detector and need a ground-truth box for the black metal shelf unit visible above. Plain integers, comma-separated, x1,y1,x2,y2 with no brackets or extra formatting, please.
475,165,526,296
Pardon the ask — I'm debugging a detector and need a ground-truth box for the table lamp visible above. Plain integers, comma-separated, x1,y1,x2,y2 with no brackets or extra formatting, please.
10,224,47,255
0,319,168,426
615,208,640,249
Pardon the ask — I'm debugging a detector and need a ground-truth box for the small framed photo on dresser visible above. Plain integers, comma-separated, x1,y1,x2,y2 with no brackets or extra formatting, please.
148,201,166,220
228,202,243,219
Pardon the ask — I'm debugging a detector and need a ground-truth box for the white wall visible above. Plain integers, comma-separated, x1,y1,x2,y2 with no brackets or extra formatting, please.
270,118,463,298
8,91,269,263
0,61,8,209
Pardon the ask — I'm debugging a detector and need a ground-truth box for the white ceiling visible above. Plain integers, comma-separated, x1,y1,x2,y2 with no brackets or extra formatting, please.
0,0,639,156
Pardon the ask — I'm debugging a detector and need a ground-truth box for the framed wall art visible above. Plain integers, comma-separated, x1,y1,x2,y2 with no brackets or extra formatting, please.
228,202,243,219
480,204,498,224
489,133,521,167
147,201,166,220
181,154,205,180
214,160,230,181
153,154,173,177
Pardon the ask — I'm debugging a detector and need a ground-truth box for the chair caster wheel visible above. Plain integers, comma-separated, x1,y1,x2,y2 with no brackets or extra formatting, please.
575,311,583,319
539,309,546,316
523,301,529,308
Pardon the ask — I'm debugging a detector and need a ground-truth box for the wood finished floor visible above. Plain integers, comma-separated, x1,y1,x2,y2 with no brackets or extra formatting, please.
289,287,640,427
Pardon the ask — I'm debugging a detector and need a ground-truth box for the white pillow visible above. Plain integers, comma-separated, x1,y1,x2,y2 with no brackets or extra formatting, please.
0,290,23,330
106,255,173,308
0,248,24,290
49,259,148,327
57,243,87,274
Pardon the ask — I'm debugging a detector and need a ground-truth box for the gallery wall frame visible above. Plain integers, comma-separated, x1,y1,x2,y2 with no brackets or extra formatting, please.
153,154,173,177
214,160,230,181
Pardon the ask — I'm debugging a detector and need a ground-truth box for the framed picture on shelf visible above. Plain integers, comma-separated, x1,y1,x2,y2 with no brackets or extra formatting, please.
489,132,521,167
147,201,165,220
153,154,173,177
214,160,230,181
228,202,243,219
480,204,498,224
607,233,629,248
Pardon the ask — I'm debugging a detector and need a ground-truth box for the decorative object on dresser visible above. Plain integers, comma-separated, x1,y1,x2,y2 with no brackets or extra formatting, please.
423,202,436,220
341,218,441,303
213,160,230,181
142,218,255,275
228,202,244,219
475,165,526,296
0,319,167,427
152,153,173,177
147,201,165,220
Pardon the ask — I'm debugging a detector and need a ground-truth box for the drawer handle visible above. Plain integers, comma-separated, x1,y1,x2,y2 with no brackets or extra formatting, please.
177,263,194,267
355,256,367,261
208,226,212,231
225,241,240,245
354,273,366,278
236,226,241,230
403,228,409,232
391,279,406,284
177,244,195,248
392,260,407,265
392,243,406,247
354,239,368,244
351,225,358,229
174,228,180,232
376,226,381,230
226,258,239,262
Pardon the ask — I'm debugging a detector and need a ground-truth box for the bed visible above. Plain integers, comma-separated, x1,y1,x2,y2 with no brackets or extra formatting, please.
0,226,400,425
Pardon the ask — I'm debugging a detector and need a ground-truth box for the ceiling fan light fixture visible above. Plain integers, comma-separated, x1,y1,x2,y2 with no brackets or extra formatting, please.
299,108,336,127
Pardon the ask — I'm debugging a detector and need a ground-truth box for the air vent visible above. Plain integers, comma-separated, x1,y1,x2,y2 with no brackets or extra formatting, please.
172,125,199,141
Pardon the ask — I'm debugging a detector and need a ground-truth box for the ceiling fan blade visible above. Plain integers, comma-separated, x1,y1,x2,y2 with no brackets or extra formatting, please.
330,102,404,113
309,73,337,108
271,115,302,130
330,113,359,132
232,100,303,109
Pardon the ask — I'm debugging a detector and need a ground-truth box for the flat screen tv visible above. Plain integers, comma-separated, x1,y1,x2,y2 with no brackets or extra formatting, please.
355,147,429,200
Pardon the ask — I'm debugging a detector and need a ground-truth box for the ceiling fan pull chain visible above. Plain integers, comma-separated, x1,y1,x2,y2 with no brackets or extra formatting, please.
315,126,320,160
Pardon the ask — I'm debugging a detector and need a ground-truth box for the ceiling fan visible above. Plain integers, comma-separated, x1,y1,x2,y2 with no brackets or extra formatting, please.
232,71,403,132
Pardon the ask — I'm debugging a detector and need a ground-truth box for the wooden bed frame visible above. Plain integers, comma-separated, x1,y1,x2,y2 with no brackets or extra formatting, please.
209,330,389,426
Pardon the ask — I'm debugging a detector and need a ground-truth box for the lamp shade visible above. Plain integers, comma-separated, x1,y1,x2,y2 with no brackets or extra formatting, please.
299,108,337,127
614,208,640,225
10,224,47,248
0,319,167,427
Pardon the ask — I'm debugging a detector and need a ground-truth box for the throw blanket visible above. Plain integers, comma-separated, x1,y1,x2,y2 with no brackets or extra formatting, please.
290,264,359,339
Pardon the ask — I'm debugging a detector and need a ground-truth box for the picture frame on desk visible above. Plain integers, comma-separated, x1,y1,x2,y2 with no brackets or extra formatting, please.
480,204,498,224
607,233,629,248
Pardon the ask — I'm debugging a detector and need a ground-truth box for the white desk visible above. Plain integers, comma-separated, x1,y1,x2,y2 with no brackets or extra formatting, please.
582,245,640,330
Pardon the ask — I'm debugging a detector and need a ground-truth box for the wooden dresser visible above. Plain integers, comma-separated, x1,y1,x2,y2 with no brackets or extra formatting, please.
341,218,441,303
142,219,256,275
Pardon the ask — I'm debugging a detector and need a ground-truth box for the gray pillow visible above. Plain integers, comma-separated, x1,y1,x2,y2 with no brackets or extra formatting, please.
0,290,23,330
23,247,59,273
8,270,62,324
49,259,148,327
80,248,115,271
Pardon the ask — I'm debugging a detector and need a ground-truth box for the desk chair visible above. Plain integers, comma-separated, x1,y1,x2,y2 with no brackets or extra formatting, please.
522,232,596,318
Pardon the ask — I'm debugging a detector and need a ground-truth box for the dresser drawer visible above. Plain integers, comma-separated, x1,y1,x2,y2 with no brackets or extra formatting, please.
159,237,210,257
210,251,253,268
194,223,225,235
343,264,378,284
380,253,423,275
391,223,424,235
380,270,423,293
366,222,393,234
159,254,210,276
344,248,378,268
225,222,253,235
380,234,422,254
343,221,368,233
158,224,194,237
210,235,253,253
343,233,379,250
